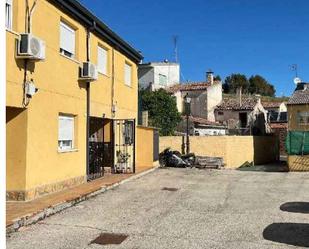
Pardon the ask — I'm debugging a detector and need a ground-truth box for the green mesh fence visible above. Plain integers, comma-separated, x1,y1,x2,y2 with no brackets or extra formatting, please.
286,131,309,155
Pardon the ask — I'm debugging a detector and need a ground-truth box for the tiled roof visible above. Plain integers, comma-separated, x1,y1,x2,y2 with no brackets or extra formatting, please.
262,101,283,108
182,115,224,126
167,81,220,93
287,87,309,105
216,97,258,110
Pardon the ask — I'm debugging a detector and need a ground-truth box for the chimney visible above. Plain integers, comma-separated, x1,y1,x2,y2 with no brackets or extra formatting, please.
206,69,214,85
236,87,242,106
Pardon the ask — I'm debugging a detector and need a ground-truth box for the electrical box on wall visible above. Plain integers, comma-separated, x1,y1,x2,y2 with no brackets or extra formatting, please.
25,81,38,97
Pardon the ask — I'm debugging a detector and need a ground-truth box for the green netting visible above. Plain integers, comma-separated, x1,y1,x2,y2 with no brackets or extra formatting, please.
286,131,309,155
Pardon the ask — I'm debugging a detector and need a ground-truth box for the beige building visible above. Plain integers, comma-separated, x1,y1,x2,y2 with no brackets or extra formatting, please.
167,71,222,122
215,95,270,135
286,82,309,171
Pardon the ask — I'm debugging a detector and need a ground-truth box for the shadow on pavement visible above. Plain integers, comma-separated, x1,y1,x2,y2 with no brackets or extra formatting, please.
237,162,289,172
263,223,309,247
280,202,309,214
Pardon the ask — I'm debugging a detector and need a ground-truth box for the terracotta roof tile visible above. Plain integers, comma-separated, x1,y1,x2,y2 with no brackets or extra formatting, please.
262,101,283,108
182,115,224,126
216,97,258,110
167,81,220,93
287,87,309,105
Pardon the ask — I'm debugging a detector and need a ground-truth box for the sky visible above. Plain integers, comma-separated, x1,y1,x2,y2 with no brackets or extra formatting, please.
80,0,309,96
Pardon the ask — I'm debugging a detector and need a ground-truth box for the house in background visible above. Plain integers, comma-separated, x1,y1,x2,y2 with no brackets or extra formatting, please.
286,82,309,171
166,71,223,135
214,90,270,135
262,101,287,123
167,71,222,122
262,101,288,158
138,61,180,90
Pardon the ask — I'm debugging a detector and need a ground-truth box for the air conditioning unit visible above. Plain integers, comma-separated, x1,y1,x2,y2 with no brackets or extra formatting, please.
17,33,45,60
79,62,98,81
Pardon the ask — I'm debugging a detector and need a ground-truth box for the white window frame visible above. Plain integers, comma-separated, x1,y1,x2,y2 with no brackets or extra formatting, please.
159,74,167,86
58,115,75,151
97,46,108,75
5,0,13,30
124,62,132,86
298,112,309,125
60,21,76,58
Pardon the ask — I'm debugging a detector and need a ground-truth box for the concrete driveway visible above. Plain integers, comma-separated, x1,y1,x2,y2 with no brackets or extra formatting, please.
7,168,309,249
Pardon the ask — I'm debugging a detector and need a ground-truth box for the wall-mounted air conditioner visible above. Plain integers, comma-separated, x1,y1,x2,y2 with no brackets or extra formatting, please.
79,62,98,81
16,33,45,60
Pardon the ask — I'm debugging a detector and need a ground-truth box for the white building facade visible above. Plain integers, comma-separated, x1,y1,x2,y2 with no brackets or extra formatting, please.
138,61,180,90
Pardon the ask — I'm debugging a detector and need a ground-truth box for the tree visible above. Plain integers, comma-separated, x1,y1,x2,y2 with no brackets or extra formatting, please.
214,75,221,81
223,74,249,94
248,75,275,97
140,89,182,136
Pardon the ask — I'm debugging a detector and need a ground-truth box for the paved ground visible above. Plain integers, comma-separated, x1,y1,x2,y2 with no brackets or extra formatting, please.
7,168,309,249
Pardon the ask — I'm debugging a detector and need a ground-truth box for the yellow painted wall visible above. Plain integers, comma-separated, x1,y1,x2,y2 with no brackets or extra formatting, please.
136,126,154,170
6,107,28,190
160,136,278,168
287,105,309,131
288,155,309,171
287,104,309,170
6,0,139,193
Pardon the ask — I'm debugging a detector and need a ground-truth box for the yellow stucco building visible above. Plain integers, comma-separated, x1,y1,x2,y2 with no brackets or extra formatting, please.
6,0,155,201
286,82,309,171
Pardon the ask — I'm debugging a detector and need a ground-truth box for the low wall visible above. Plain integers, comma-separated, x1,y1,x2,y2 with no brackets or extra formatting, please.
136,126,156,170
159,136,278,168
288,155,309,171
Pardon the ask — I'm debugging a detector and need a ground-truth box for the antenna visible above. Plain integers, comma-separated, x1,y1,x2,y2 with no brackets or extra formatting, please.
173,35,178,63
290,64,298,77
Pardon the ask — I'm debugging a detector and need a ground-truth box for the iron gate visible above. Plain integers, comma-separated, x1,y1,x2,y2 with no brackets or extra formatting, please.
113,119,135,173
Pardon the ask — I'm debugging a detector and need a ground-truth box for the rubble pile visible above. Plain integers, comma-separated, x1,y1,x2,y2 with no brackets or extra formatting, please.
159,148,224,169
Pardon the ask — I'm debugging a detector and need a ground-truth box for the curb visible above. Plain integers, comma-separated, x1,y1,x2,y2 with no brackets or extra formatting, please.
6,167,158,234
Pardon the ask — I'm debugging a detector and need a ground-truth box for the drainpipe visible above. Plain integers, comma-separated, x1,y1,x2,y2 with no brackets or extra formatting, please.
22,0,37,107
86,21,96,180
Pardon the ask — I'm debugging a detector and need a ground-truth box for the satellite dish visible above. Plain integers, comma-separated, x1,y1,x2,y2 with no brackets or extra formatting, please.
294,77,302,84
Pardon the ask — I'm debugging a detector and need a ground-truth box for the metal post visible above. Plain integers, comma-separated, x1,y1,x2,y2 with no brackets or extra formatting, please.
184,93,191,154
186,113,190,154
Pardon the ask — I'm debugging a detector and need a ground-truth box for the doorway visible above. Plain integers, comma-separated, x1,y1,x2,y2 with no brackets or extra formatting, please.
88,117,113,180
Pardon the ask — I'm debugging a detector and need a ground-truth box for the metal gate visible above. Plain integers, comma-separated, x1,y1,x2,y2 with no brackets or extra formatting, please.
88,117,113,180
113,119,135,173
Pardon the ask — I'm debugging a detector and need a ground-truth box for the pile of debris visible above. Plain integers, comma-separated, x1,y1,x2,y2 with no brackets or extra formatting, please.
159,148,224,169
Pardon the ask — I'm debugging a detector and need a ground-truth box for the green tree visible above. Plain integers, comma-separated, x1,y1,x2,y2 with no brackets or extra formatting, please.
140,89,182,136
223,74,249,93
214,75,221,81
248,75,275,97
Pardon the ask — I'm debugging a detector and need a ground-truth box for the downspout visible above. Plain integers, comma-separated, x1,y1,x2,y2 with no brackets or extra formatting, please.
23,0,37,107
86,21,96,180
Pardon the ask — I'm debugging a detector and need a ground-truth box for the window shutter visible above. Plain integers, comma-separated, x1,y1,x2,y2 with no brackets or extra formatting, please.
60,22,75,55
5,0,12,29
98,47,107,74
125,63,132,86
58,116,74,141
